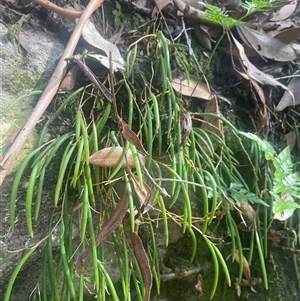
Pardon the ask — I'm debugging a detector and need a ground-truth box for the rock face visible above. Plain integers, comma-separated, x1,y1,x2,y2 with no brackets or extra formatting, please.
0,22,64,300
0,21,64,167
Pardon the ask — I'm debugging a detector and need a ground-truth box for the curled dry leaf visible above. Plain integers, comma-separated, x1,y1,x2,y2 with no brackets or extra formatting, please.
130,232,153,301
234,250,251,282
80,19,125,72
129,171,152,213
276,77,300,111
172,74,212,100
118,116,148,154
194,25,212,50
89,146,146,168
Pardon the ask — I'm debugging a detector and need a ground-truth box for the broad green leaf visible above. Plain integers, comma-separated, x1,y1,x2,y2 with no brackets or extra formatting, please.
273,201,300,213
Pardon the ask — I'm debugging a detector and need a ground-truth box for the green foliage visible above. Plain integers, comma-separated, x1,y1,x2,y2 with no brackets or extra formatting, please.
228,182,269,206
200,2,244,28
241,0,284,13
201,0,287,29
240,132,300,214
4,27,299,301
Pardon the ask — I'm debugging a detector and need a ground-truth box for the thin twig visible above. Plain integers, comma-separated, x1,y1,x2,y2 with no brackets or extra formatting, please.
0,0,105,185
73,55,112,102
140,163,171,198
31,0,82,19
153,178,212,190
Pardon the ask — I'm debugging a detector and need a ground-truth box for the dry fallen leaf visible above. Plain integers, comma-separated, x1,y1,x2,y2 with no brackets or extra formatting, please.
152,0,174,18
89,146,146,168
87,53,125,72
234,250,251,282
272,27,300,44
59,65,80,91
276,77,300,111
237,26,297,62
284,131,297,151
80,19,125,72
129,171,152,213
230,32,293,92
201,95,223,135
194,25,212,50
270,1,297,21
130,232,153,301
118,116,148,154
172,74,212,100
75,190,128,269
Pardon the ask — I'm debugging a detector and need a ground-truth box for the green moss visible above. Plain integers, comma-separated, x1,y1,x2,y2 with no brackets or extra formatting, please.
13,71,35,92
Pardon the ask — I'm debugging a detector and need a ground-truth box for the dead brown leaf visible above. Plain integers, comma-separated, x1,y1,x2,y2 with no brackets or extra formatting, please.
230,32,293,93
130,232,153,301
194,25,212,50
270,1,297,21
284,131,297,151
230,34,274,131
117,116,148,154
237,26,297,62
89,146,146,168
152,0,174,18
129,171,152,213
276,77,300,111
59,65,80,91
75,190,128,269
81,19,125,72
234,250,251,282
272,27,300,44
172,74,212,101
201,95,222,135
